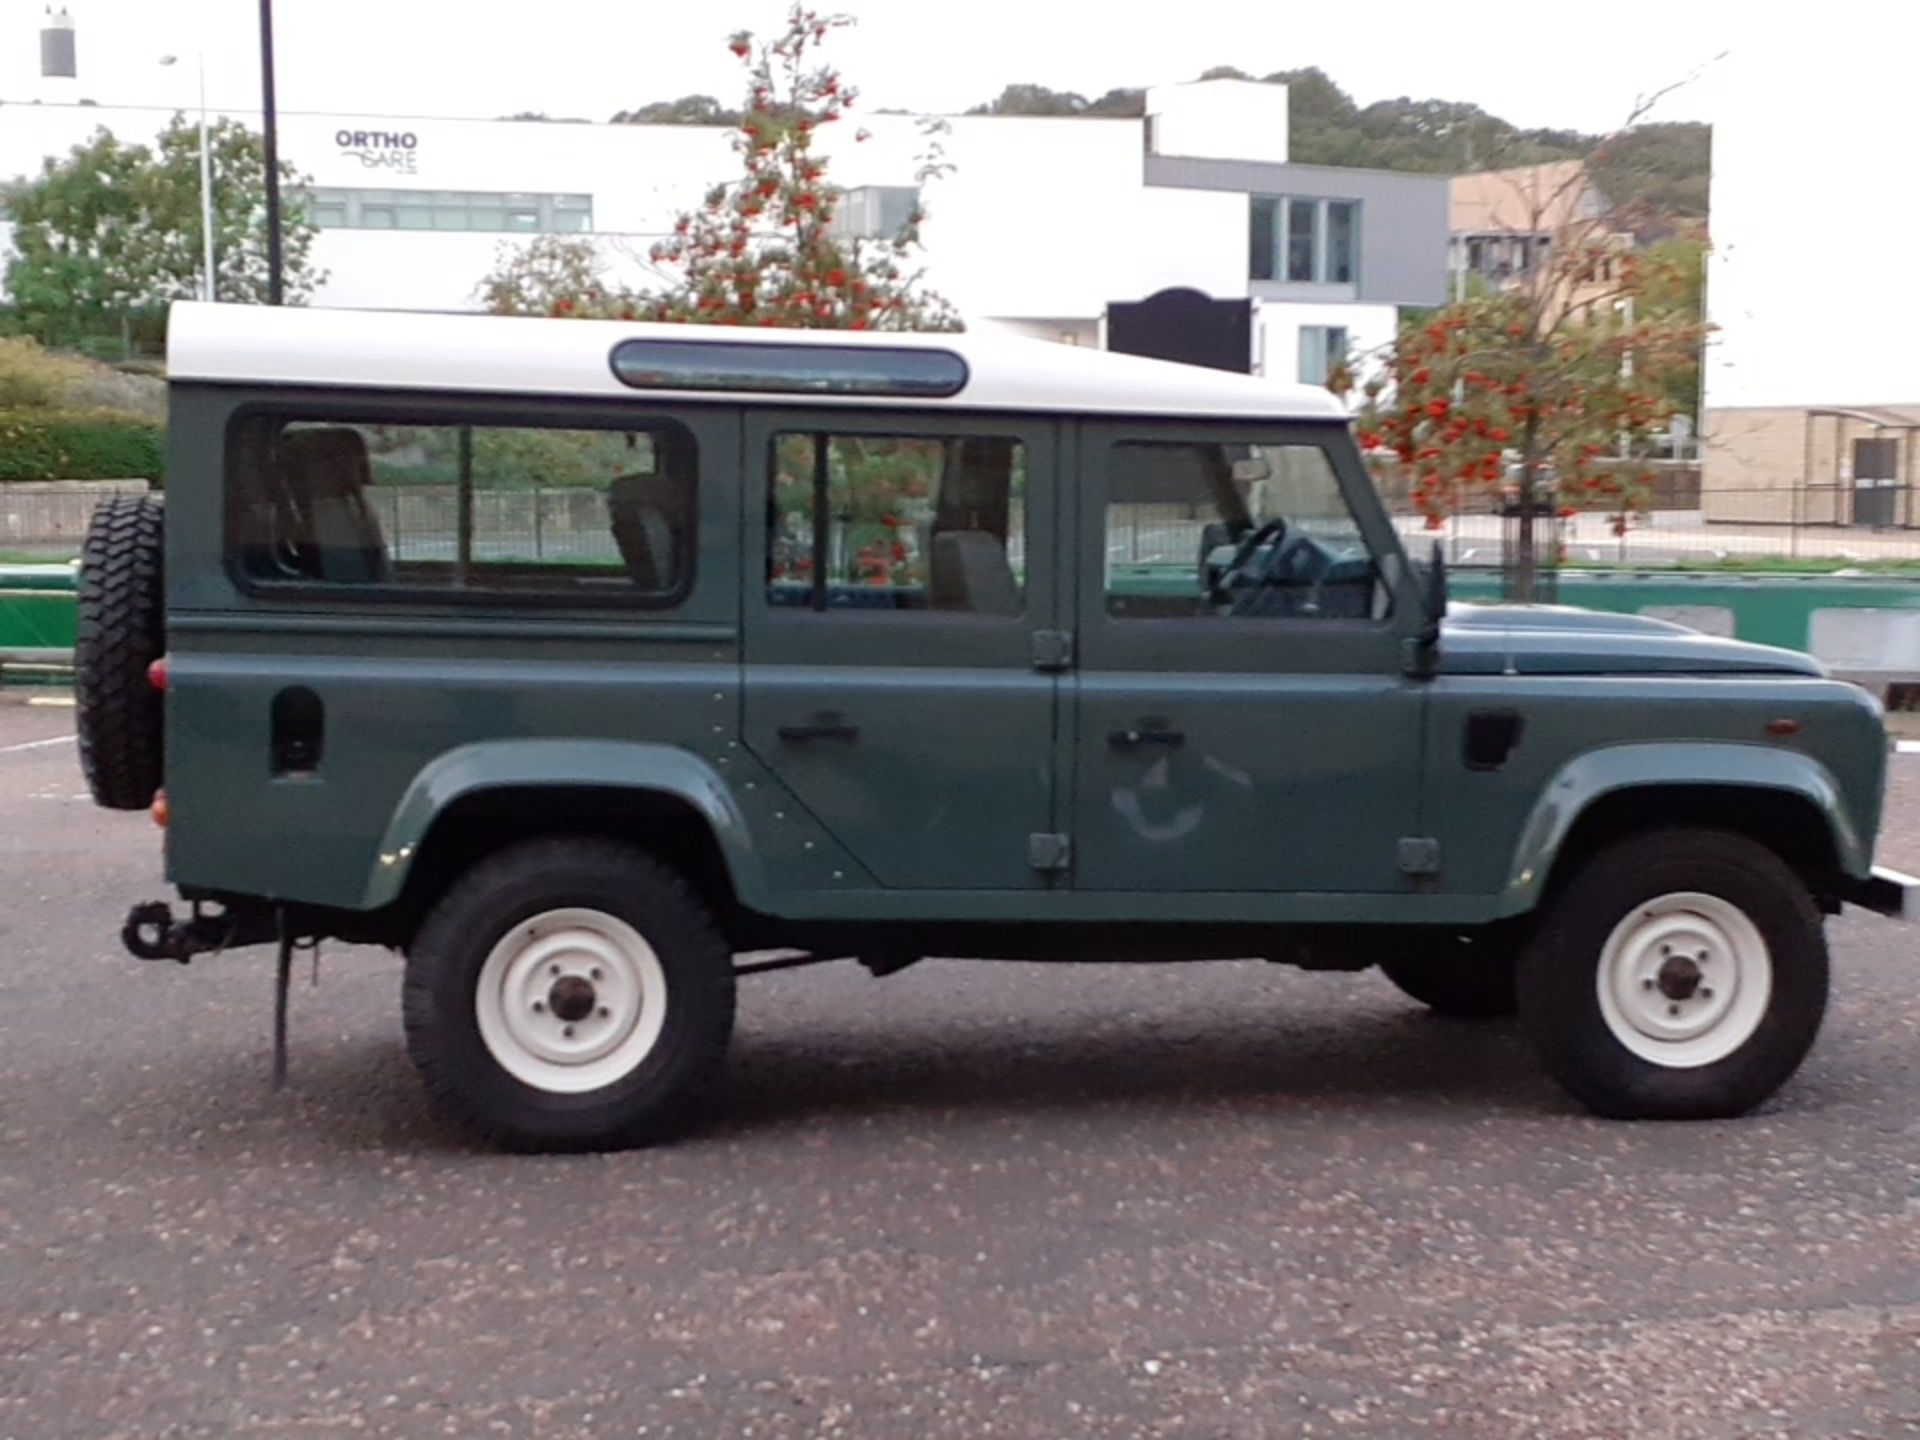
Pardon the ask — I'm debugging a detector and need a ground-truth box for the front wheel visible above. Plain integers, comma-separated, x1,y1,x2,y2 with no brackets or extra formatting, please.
1517,829,1828,1120
403,838,735,1151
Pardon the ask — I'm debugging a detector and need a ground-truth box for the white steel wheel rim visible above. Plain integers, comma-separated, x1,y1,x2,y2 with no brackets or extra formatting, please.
1595,891,1771,1069
475,907,669,1094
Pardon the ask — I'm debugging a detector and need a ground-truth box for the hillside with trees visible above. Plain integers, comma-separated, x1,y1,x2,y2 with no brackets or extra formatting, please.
608,65,1708,218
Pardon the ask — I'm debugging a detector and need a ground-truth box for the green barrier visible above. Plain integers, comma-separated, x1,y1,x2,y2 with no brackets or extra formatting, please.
0,565,79,653
12,562,1920,666
1452,571,1920,653
1109,563,1920,656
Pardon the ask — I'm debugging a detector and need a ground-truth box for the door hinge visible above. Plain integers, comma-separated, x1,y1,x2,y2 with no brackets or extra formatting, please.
1030,629,1075,672
1397,836,1441,876
1028,832,1072,872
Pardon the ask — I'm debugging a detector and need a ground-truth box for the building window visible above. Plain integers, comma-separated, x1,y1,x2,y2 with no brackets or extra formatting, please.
829,186,920,242
1250,196,1361,285
309,188,595,233
1298,326,1349,387
1326,201,1357,283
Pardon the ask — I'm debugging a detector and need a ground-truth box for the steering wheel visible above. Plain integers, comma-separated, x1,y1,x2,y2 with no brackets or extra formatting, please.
1211,518,1287,603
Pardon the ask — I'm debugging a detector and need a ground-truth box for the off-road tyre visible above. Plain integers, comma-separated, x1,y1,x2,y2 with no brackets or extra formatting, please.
74,494,165,810
403,837,736,1152
1517,828,1828,1120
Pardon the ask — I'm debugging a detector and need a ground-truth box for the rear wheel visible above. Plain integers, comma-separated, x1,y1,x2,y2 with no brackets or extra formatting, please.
74,494,165,810
1516,829,1827,1119
1378,930,1520,1017
403,838,735,1151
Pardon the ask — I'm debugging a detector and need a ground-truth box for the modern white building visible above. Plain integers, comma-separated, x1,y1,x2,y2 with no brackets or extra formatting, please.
1,76,1448,386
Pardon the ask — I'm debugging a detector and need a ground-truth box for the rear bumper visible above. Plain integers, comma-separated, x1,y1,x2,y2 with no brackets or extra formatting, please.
1843,866,1920,918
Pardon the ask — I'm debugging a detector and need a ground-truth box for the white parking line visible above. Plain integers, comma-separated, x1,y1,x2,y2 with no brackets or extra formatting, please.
1898,741,1920,756
0,734,75,755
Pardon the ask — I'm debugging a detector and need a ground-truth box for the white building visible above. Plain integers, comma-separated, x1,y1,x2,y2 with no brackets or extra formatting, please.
1,77,1447,386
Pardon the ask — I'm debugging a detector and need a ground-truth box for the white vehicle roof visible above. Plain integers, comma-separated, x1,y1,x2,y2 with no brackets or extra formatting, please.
166,302,1349,423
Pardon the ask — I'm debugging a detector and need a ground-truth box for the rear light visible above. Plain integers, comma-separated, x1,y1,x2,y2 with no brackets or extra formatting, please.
147,656,169,692
151,788,169,828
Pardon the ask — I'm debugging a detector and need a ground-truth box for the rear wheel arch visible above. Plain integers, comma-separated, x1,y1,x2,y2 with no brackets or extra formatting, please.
392,785,744,945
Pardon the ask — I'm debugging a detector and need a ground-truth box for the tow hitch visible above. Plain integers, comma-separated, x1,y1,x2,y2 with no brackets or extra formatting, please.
121,899,306,1088
121,900,260,963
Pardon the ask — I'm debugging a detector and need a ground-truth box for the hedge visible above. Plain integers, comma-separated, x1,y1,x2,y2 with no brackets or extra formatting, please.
0,410,165,483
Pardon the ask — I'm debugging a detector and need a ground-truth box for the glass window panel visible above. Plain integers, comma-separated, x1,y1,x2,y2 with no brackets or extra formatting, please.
507,209,540,232
1286,198,1318,282
613,339,969,398
553,194,592,210
1297,326,1349,386
431,208,468,231
395,205,433,229
1103,441,1385,621
311,204,347,228
229,418,695,603
551,209,590,233
1327,201,1358,283
768,432,1025,614
1249,197,1277,281
360,207,395,229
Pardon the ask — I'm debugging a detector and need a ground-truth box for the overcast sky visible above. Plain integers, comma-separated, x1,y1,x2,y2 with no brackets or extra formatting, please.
2,0,1761,134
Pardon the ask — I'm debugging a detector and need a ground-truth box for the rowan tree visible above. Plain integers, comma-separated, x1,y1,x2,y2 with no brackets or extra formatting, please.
1356,160,1706,599
516,6,956,330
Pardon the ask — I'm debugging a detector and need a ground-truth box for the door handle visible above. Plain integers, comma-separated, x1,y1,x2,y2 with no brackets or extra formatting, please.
1109,727,1185,748
778,721,860,743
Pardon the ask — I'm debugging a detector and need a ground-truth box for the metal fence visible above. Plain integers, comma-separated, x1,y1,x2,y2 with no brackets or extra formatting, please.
1397,490,1920,572
0,482,150,557
16,475,1920,574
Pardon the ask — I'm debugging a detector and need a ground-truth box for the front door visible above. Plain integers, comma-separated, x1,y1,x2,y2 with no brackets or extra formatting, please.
742,410,1062,890
1070,420,1427,894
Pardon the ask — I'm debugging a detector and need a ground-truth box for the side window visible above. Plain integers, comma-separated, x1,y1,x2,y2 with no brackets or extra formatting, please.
1104,440,1388,622
229,415,696,602
768,431,1026,615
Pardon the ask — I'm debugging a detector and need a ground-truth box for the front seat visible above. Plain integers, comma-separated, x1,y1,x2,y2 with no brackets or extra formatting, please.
268,427,391,585
930,530,1020,615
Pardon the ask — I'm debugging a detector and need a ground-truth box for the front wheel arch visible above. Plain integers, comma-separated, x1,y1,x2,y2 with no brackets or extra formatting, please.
1543,784,1844,906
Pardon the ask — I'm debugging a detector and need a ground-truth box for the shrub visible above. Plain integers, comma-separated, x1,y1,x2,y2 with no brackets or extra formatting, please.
0,337,87,411
0,410,165,482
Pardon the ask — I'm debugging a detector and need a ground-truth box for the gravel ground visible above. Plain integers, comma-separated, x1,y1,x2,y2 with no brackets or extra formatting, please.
2,692,1918,1439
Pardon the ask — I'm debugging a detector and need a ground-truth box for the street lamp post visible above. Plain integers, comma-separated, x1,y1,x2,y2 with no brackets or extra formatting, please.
259,0,284,305
158,53,216,302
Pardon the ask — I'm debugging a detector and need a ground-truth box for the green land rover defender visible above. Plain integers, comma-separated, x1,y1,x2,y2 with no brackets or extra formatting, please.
75,302,1912,1150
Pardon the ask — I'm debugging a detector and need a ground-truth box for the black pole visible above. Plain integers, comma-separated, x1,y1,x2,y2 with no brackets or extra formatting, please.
258,0,284,304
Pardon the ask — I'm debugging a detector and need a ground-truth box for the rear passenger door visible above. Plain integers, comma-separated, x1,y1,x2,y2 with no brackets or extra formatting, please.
741,410,1064,891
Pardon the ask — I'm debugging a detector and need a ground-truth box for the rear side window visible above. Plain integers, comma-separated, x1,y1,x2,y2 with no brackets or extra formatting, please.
228,415,696,602
768,431,1026,614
